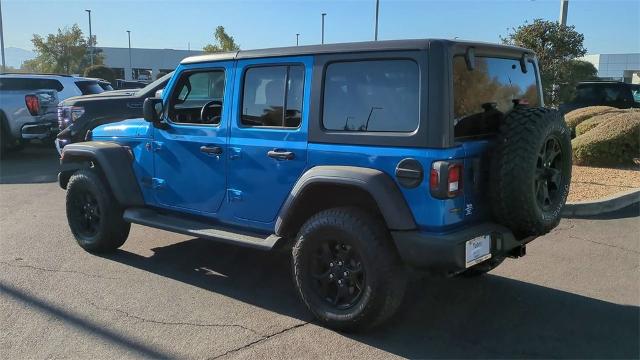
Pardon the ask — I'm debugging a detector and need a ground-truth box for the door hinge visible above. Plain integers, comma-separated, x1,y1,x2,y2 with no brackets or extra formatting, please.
228,147,241,160
227,189,242,202
146,141,163,152
151,178,166,189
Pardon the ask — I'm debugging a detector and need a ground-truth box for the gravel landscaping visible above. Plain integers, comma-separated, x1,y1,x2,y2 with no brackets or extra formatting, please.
568,165,640,202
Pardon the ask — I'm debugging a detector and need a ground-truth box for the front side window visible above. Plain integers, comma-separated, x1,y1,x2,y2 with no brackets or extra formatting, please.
453,56,540,120
241,65,304,128
168,70,225,125
322,60,419,132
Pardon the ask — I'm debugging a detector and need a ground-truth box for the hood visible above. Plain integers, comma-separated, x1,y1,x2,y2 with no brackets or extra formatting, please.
62,89,140,104
91,118,151,139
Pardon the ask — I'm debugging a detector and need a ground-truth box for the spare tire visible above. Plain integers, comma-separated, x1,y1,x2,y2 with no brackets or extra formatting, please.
490,107,572,238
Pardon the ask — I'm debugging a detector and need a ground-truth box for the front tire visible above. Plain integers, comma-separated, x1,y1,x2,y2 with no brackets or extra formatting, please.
66,169,130,253
292,207,406,332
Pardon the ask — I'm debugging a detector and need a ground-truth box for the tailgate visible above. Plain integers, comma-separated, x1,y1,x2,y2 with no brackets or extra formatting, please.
461,140,494,224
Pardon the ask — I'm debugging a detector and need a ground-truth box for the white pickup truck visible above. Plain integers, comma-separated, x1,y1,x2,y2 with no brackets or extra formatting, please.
0,74,105,155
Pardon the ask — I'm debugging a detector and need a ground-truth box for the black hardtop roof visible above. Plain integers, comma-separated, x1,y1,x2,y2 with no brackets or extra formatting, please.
181,38,533,64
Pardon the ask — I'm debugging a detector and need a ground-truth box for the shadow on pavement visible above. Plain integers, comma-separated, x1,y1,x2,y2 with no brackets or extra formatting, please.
0,281,173,359
0,144,60,184
104,238,639,359
564,202,640,220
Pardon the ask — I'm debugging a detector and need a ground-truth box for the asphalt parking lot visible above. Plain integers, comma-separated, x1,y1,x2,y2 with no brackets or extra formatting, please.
1,145,638,359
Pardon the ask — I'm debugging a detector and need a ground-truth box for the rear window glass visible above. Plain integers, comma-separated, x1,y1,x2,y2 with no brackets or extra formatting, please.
322,60,419,132
453,56,540,120
0,78,64,91
75,80,104,95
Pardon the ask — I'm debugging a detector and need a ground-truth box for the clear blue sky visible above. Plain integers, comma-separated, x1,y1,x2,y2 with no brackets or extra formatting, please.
2,0,639,54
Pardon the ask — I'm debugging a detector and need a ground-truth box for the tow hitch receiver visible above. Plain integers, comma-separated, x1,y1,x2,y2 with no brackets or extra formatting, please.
509,245,527,258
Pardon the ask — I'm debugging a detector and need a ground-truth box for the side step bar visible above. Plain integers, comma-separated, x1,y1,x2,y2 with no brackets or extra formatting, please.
123,207,281,251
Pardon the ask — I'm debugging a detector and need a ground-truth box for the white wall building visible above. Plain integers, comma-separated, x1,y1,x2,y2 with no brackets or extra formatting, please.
98,47,203,81
580,53,640,84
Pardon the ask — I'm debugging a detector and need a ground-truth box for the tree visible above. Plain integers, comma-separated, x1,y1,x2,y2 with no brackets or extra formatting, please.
502,19,587,106
84,65,116,85
22,24,103,75
203,26,240,53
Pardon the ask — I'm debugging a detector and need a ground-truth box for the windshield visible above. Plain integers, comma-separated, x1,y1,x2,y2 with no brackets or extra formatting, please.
136,71,174,97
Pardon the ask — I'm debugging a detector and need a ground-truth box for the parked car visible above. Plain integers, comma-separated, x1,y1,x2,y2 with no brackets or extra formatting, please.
0,73,105,155
56,71,173,153
58,39,571,331
560,81,640,114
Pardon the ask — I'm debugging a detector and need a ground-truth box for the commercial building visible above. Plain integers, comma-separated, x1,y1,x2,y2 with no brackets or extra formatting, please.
580,53,640,83
98,47,203,81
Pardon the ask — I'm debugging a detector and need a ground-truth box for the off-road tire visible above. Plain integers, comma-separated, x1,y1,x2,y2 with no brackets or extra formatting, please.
490,107,572,238
66,169,130,252
292,207,407,332
460,256,505,277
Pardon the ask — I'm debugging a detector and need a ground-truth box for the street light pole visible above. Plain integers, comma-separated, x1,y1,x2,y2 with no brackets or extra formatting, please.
296,33,299,46
126,30,132,80
85,9,93,66
321,13,326,44
559,0,569,26
374,0,380,41
0,0,6,72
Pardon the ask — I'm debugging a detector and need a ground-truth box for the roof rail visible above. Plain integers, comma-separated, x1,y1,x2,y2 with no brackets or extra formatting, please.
0,72,74,77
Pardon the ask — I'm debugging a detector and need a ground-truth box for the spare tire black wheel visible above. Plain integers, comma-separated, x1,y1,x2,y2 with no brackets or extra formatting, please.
490,108,572,238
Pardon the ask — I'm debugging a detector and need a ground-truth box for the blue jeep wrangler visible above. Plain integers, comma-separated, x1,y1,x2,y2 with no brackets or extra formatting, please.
59,39,571,331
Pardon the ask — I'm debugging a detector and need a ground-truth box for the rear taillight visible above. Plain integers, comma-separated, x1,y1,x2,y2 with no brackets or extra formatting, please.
430,161,463,199
447,163,463,197
25,94,40,116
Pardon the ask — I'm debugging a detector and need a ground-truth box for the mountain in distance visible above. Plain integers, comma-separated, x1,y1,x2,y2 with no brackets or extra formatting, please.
2,47,36,69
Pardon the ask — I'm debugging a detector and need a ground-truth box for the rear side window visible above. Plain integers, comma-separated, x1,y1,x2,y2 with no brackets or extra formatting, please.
453,56,540,120
241,65,304,128
322,60,419,132
75,81,104,95
0,78,64,91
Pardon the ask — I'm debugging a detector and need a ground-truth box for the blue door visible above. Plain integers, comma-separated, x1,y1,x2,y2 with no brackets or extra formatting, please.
227,57,311,226
153,62,234,215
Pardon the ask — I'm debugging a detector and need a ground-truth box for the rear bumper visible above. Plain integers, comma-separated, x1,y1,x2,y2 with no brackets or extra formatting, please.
391,222,534,274
21,120,58,140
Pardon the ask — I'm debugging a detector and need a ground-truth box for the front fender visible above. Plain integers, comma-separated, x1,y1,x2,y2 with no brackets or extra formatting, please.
59,141,144,207
275,166,417,235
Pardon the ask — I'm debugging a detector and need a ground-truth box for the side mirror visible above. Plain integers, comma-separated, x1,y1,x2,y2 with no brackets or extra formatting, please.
143,97,163,123
155,88,164,98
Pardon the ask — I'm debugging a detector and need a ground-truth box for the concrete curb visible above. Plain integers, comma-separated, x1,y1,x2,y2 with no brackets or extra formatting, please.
562,188,640,217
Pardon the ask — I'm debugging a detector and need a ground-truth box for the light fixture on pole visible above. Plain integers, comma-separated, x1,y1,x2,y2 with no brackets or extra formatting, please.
85,9,93,66
321,13,326,45
559,0,569,26
126,30,132,80
296,33,300,46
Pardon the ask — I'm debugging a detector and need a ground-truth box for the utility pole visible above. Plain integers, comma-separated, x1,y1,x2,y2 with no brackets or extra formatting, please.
559,0,569,26
296,33,300,46
321,13,326,44
374,0,380,41
0,0,6,72
126,30,132,80
85,9,93,66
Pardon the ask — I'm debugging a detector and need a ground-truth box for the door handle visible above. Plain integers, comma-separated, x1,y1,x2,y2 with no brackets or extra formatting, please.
267,149,295,160
200,145,223,155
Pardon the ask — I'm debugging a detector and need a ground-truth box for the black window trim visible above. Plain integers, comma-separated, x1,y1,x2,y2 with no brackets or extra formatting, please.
164,67,227,128
308,50,429,148
238,62,306,130
320,57,421,134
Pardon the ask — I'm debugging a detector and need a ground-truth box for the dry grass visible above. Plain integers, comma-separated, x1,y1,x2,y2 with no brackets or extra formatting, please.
568,165,640,202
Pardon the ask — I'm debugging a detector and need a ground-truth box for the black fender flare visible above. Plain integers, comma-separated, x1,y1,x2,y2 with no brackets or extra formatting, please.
59,141,144,207
275,166,417,236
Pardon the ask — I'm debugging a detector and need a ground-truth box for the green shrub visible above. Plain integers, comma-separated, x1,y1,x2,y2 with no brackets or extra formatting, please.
574,110,626,137
84,65,116,86
564,106,618,131
572,110,640,166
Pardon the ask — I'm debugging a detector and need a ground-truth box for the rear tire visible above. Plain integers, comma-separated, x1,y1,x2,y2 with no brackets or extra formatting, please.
66,169,130,253
292,207,406,332
490,108,572,237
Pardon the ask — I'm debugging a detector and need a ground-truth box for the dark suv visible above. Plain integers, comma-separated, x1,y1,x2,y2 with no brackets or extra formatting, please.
59,39,572,331
560,81,640,114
